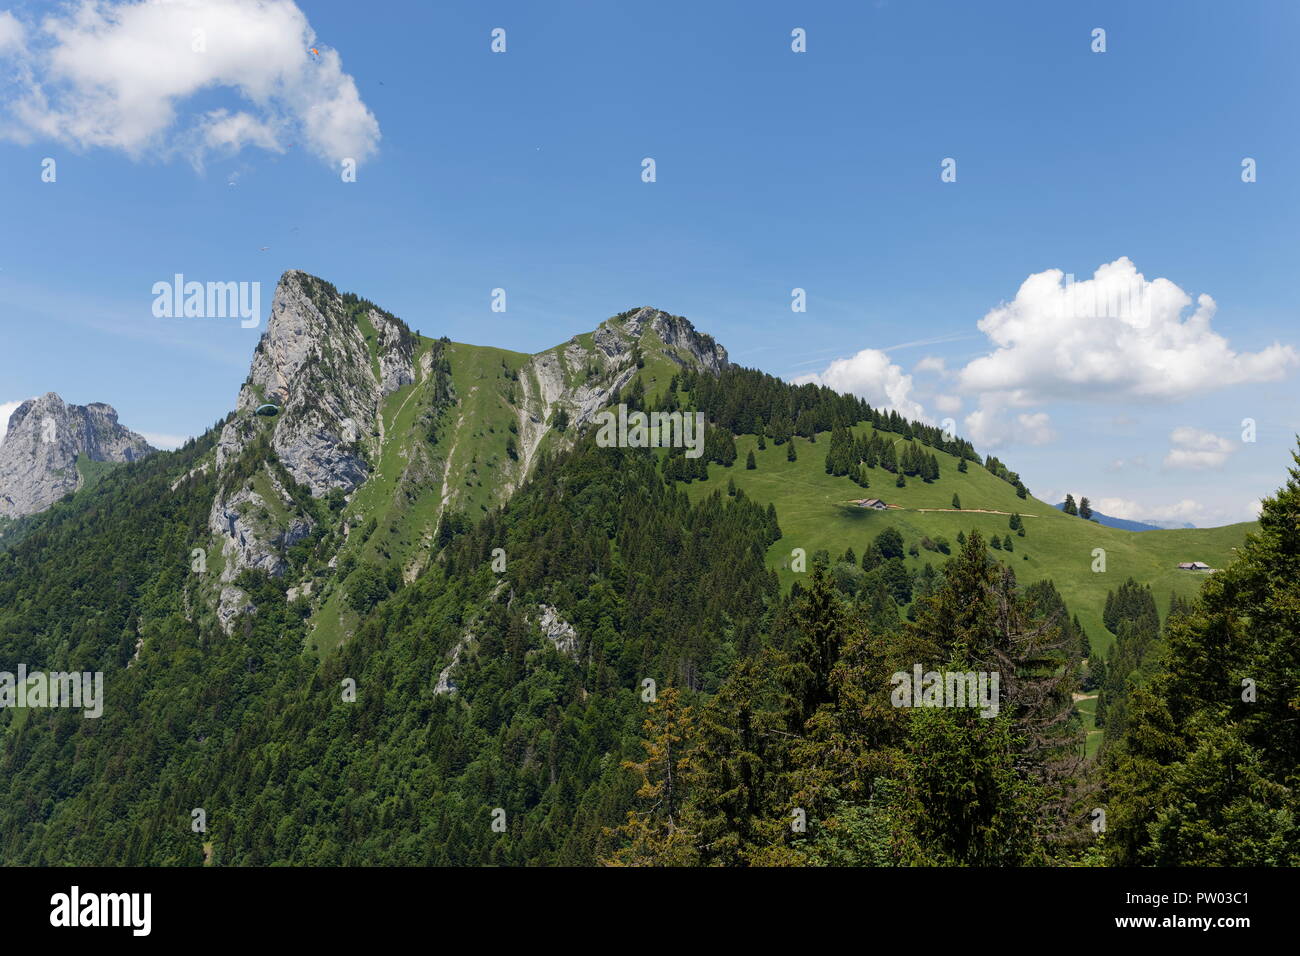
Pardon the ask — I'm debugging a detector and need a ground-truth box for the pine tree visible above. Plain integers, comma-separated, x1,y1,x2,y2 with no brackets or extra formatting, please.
952,493,961,510
746,450,756,470
604,689,697,865
1079,497,1093,520
1063,494,1078,516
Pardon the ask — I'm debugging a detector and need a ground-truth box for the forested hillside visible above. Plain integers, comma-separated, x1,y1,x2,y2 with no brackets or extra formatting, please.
0,286,1291,866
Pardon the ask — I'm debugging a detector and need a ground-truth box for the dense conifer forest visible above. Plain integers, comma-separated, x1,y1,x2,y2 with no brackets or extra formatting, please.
0,353,1295,866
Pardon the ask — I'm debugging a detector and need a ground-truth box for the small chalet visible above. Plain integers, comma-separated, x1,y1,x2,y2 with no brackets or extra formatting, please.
1177,561,1211,571
855,498,888,510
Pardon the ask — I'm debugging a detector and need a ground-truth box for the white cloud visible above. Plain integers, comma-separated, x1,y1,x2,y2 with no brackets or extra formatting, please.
792,348,927,421
933,393,962,414
957,257,1298,404
963,402,1057,449
1094,494,1262,527
1164,426,1237,470
0,0,379,167
140,431,188,450
1096,496,1206,525
0,11,25,54
913,355,947,376
1106,455,1148,472
0,399,32,446
1016,411,1056,445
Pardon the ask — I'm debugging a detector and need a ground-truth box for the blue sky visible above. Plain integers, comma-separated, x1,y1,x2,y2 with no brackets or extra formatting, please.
1,0,1297,526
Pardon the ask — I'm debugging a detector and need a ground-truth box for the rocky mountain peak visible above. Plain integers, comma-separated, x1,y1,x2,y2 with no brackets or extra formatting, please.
207,270,419,630
0,392,154,518
216,270,417,494
601,306,729,373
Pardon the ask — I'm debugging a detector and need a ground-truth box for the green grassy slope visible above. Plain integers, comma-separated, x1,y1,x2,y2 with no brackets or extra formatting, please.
439,341,534,512
74,453,121,491
307,337,530,654
681,424,1254,655
295,300,1250,666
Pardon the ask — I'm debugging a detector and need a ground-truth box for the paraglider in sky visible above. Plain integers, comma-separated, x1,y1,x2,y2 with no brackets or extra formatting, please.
254,404,280,417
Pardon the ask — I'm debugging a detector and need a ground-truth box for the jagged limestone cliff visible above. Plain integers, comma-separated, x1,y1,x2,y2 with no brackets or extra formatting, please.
199,272,729,641
0,393,154,518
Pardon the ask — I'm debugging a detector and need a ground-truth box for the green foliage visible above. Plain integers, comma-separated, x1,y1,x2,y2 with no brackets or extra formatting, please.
1104,442,1300,865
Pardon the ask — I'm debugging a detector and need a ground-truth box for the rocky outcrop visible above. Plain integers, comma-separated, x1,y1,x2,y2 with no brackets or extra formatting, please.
434,629,473,696
536,605,579,658
0,393,154,518
216,271,416,496
614,307,729,373
208,270,417,631
510,307,726,486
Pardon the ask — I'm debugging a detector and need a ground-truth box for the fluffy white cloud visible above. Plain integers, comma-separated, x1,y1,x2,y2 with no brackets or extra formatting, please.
0,0,379,166
0,399,32,446
140,431,188,450
1095,494,1262,527
913,355,947,376
958,257,1297,404
963,403,1056,449
792,348,927,421
933,393,963,414
1163,426,1237,470
0,11,24,54
1096,496,1206,525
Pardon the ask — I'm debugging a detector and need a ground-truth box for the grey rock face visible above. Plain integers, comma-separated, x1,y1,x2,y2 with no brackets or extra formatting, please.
0,393,154,518
209,270,416,631
537,604,579,659
217,586,257,632
510,307,728,495
217,271,415,496
620,307,729,373
208,483,311,580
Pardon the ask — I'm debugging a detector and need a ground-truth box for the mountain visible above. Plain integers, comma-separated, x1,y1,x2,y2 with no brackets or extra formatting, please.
0,392,154,519
1050,502,1192,532
194,270,728,638
0,269,1281,868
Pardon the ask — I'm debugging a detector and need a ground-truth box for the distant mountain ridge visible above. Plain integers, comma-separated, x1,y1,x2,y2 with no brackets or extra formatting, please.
1052,501,1195,531
0,392,154,518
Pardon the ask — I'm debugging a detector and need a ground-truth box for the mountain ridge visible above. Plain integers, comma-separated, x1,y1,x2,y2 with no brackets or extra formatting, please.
0,392,154,519
195,270,731,639
1051,502,1194,532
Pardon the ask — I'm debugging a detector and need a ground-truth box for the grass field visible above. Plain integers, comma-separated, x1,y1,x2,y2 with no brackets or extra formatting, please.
1075,694,1102,758
681,425,1255,656
74,453,121,492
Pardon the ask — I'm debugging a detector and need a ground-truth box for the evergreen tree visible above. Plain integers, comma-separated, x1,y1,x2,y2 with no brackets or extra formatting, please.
875,527,905,560
1106,442,1300,864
